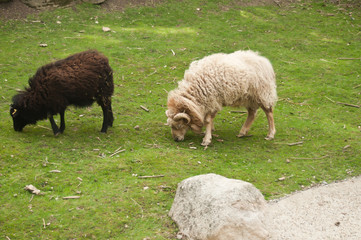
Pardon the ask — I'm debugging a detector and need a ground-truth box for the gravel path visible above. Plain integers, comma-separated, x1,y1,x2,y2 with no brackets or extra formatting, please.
264,176,361,239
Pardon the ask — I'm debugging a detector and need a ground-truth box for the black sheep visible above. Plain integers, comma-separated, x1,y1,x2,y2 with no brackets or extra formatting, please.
10,50,114,135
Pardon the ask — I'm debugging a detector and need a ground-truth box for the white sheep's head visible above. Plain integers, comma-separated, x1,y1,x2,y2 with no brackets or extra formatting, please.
166,110,191,142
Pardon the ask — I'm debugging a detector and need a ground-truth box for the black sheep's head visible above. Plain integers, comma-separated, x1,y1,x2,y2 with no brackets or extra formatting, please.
10,106,29,132
10,91,44,132
10,100,38,132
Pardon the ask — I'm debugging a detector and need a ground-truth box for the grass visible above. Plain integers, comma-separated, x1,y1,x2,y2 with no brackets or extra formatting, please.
0,0,360,239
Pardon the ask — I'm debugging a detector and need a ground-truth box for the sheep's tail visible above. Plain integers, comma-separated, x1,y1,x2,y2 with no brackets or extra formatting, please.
256,57,277,108
235,50,278,109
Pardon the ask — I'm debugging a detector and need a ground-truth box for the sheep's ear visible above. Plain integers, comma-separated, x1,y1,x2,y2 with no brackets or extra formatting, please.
165,118,172,126
174,112,191,124
165,110,172,118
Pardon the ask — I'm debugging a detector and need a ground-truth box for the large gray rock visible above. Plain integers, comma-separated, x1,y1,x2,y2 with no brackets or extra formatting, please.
82,0,105,4
169,173,268,240
20,0,105,9
21,0,75,9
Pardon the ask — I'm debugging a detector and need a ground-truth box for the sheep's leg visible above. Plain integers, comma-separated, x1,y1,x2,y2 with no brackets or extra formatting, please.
59,111,65,133
49,115,60,136
211,112,216,132
201,114,215,146
237,108,257,138
100,105,109,133
261,106,276,140
98,96,112,133
108,101,114,127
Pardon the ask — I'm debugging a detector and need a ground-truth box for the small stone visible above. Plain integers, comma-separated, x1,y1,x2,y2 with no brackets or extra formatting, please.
102,26,111,32
176,232,184,239
278,177,286,181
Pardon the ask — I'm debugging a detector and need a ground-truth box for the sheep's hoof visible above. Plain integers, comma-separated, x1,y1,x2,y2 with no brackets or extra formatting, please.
265,136,274,140
201,139,211,146
237,134,253,138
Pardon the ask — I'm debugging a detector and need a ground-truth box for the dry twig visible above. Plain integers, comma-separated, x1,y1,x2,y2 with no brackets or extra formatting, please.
131,198,144,218
274,141,303,145
288,141,303,146
336,102,360,108
24,185,41,195
325,96,335,103
63,196,80,200
337,58,361,60
145,70,157,78
36,125,52,131
109,149,126,158
290,155,329,160
138,175,165,179
64,37,84,39
325,96,360,108
140,105,149,112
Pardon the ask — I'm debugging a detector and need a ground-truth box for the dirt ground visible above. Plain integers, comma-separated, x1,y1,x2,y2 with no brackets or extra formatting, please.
1,0,359,21
0,0,159,20
0,0,284,21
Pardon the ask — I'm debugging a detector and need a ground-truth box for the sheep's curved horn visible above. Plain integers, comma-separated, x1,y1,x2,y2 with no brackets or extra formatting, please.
173,112,191,124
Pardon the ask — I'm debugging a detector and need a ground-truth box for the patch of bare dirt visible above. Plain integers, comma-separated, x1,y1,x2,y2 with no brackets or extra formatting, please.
0,0,286,21
0,0,163,21
0,0,39,20
100,0,162,12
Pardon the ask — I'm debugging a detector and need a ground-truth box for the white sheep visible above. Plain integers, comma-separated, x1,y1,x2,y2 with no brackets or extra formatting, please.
166,50,277,146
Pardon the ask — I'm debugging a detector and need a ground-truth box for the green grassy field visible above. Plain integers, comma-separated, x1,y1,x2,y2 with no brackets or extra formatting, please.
1,0,360,239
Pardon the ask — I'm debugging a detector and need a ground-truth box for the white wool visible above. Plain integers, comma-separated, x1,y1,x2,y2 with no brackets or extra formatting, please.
169,50,277,115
